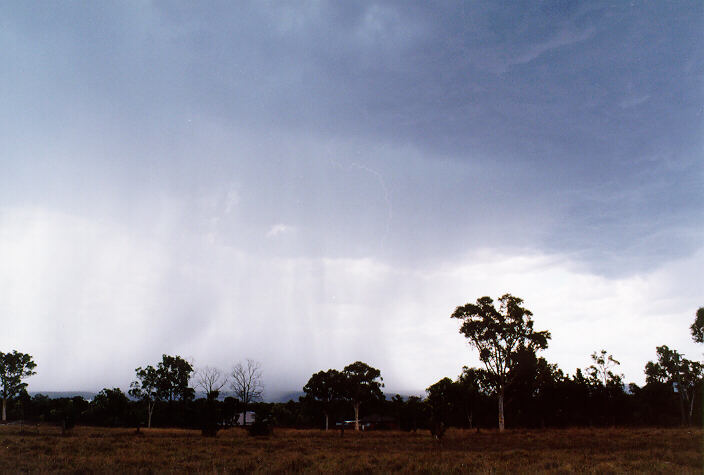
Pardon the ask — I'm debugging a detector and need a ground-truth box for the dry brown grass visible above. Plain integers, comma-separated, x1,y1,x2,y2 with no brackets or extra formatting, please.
0,425,701,473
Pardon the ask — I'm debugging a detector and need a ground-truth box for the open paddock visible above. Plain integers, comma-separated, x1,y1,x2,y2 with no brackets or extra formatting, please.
0,425,700,472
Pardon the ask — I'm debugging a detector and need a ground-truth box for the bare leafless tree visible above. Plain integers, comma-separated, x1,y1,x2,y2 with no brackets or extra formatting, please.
231,359,263,425
194,366,227,400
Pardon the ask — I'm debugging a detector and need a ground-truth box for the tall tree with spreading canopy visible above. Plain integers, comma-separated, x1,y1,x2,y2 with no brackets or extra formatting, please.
230,359,263,426
302,369,343,431
451,293,550,431
425,377,456,439
157,354,194,403
0,351,36,421
341,361,384,431
129,365,160,428
645,345,703,426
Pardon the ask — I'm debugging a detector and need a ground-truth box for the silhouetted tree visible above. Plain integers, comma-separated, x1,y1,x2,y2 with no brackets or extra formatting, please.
691,307,704,343
129,365,160,428
456,367,490,428
587,350,623,387
231,359,263,426
341,361,384,431
302,369,343,430
426,377,455,439
90,388,129,427
645,345,703,426
194,366,227,436
451,293,550,431
194,366,227,400
157,354,194,402
0,350,36,421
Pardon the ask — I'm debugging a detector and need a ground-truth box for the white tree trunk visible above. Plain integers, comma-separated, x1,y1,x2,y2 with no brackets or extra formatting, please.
325,412,329,431
2,398,6,422
147,402,154,429
354,402,360,431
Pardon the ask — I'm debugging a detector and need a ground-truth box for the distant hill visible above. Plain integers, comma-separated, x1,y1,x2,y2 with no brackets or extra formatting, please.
272,391,305,403
30,391,97,400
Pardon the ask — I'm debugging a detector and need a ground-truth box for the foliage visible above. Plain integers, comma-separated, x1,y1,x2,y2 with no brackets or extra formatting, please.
426,377,455,439
645,345,703,426
302,369,343,430
691,307,704,343
0,350,37,421
129,365,160,428
587,350,623,387
451,293,550,430
341,361,384,431
156,354,194,402
90,388,130,427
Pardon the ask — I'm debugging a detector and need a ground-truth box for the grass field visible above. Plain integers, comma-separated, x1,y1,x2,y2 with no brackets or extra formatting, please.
0,425,701,473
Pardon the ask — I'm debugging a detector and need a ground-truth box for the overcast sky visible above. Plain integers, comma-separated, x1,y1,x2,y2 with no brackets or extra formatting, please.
1,1,703,398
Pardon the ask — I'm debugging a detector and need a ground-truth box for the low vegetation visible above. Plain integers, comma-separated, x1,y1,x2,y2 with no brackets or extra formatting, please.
0,425,700,472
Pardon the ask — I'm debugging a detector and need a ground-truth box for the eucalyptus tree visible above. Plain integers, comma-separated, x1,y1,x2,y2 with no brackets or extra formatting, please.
456,366,490,429
425,377,456,439
451,293,550,431
587,350,623,387
302,369,343,431
645,345,703,426
341,361,384,431
129,365,160,428
157,354,194,403
0,350,36,421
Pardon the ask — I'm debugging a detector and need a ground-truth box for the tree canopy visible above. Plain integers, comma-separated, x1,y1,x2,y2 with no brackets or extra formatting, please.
451,293,550,431
691,307,704,343
341,361,384,431
645,345,703,426
0,350,37,421
302,369,343,431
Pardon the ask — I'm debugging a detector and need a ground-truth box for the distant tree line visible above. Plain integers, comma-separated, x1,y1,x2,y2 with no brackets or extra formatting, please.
1,300,702,434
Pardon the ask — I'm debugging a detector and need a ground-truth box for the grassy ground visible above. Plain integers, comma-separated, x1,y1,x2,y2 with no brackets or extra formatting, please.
0,425,701,473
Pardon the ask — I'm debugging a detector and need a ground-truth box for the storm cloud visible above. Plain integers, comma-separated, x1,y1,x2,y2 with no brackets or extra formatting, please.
1,1,702,396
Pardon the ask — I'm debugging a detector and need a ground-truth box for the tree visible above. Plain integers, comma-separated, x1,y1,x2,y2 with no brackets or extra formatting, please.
194,366,227,401
129,365,160,428
230,359,263,426
341,361,384,431
302,369,343,431
0,351,37,421
645,345,703,426
426,377,455,439
194,366,227,437
157,354,194,403
456,367,490,429
587,350,623,387
91,388,129,427
451,293,550,431
691,307,704,343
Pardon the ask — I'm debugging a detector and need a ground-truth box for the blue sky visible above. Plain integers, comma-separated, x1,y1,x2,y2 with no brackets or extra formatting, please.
1,1,702,397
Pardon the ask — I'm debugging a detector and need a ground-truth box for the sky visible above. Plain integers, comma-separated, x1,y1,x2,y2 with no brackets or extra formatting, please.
1,1,703,399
